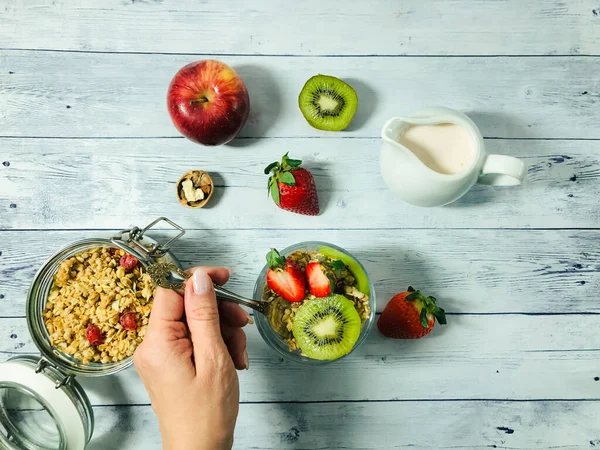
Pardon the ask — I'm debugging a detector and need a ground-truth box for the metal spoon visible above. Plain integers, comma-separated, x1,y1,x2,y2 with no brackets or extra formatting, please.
146,262,270,314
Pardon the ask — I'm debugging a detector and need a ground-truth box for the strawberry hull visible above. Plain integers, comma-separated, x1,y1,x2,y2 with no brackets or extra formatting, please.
378,287,447,339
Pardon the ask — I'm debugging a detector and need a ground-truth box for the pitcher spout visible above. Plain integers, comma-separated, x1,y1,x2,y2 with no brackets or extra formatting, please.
381,117,409,148
381,117,421,163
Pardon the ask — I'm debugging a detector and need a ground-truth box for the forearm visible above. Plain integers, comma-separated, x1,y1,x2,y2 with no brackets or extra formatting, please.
160,421,234,450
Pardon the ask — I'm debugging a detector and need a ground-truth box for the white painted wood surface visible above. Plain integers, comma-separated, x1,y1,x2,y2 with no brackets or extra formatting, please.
4,314,600,403
0,0,599,448
0,230,598,317
1,139,598,230
16,401,600,449
1,52,599,139
2,0,600,56
85,401,600,450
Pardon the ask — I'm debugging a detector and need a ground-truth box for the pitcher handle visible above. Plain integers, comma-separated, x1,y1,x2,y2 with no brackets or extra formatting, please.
478,155,527,186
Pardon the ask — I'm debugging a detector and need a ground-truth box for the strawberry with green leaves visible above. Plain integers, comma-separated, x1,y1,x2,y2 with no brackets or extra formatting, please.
266,249,306,302
265,153,319,216
377,287,447,339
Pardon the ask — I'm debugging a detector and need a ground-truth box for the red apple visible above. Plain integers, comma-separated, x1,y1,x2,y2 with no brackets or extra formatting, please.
167,60,250,146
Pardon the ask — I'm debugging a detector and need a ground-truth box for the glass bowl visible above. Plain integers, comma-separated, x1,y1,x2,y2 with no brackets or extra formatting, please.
253,241,376,364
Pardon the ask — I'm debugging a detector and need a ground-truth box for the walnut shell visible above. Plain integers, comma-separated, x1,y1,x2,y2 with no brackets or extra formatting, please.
176,170,214,208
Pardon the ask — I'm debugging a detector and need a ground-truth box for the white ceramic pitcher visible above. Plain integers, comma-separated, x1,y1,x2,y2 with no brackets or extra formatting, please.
380,107,527,207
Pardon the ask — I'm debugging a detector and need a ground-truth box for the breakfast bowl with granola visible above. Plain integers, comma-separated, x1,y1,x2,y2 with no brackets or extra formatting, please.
253,242,376,364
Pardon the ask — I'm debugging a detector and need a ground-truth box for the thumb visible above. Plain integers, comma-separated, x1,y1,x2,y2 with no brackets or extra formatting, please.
184,268,227,357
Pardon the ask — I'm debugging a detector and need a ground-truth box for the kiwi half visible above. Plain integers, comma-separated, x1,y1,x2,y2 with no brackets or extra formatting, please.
298,74,358,131
292,294,361,360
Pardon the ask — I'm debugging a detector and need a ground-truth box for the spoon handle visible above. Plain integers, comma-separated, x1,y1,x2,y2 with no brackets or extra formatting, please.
147,262,269,315
214,285,270,315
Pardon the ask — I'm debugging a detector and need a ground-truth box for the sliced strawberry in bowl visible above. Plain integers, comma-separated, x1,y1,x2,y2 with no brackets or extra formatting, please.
306,261,333,297
266,249,306,302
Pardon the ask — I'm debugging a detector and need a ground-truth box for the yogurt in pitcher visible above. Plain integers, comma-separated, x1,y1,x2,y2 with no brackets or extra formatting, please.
397,123,475,175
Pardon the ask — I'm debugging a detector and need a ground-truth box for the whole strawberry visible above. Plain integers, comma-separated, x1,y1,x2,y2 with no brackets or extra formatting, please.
377,287,447,339
265,153,319,216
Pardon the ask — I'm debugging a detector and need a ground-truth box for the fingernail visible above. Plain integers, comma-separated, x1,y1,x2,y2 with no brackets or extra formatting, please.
193,270,212,295
243,350,250,370
226,267,234,276
246,311,254,325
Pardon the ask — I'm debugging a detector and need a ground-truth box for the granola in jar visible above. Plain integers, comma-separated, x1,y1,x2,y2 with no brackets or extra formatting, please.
42,247,155,364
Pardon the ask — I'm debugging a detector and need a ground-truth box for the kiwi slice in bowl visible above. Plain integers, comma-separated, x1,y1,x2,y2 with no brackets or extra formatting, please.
292,294,362,361
298,74,358,131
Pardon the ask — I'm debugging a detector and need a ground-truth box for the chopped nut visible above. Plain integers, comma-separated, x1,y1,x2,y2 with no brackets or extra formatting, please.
182,179,205,202
176,170,214,208
200,172,212,186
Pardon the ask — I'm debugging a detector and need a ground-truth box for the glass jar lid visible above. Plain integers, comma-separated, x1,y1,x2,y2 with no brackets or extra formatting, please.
0,356,93,450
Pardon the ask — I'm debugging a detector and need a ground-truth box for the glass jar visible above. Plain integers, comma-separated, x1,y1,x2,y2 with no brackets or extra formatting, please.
0,217,185,450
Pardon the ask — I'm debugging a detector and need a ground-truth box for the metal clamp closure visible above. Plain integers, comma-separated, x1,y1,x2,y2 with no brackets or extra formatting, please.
35,358,74,389
112,217,185,259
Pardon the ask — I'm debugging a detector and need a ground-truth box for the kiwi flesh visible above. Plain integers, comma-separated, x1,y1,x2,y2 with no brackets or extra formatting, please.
298,74,358,131
319,246,370,295
292,294,361,360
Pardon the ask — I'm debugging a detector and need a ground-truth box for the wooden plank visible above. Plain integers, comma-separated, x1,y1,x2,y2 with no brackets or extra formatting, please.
3,314,600,403
1,229,597,317
1,52,599,139
14,400,600,448
83,401,600,450
2,0,599,56
1,139,598,230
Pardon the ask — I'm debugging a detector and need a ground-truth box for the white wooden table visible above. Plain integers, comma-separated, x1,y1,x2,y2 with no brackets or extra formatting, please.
1,1,600,448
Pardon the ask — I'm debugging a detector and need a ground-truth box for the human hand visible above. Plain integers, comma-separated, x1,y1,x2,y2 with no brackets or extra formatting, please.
134,267,251,450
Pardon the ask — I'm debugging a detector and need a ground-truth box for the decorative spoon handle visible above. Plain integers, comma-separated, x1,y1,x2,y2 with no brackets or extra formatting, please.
146,262,269,314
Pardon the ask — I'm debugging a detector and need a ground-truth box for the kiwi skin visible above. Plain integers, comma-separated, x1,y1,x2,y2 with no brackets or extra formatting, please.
298,74,358,131
319,246,370,295
292,294,362,361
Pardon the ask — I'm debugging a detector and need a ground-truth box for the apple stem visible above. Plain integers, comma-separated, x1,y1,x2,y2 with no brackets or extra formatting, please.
190,96,209,105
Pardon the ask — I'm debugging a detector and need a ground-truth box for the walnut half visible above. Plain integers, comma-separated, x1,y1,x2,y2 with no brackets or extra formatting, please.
176,170,214,208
